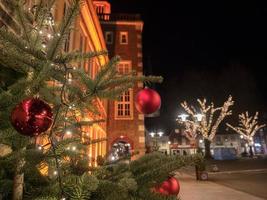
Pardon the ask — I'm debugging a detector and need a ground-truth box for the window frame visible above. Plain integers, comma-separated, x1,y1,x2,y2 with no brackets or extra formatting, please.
115,61,133,120
105,31,113,44
120,31,128,45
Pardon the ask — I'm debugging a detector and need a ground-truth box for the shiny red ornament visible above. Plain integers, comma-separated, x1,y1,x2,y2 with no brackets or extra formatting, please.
135,88,161,114
154,177,180,196
10,98,53,137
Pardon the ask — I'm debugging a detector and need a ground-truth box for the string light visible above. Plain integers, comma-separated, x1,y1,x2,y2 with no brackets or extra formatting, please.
53,171,58,175
181,96,234,141
57,33,61,36
38,146,42,150
47,34,52,39
66,146,70,150
39,30,43,34
66,130,72,135
42,44,46,48
72,146,76,151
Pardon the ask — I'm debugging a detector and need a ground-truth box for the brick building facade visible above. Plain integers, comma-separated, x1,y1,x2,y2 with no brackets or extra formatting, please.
94,0,146,159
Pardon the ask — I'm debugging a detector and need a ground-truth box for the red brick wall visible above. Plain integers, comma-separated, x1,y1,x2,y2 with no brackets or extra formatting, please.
101,22,145,159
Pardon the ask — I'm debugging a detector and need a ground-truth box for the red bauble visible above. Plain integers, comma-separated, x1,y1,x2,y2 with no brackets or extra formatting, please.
10,98,53,137
135,88,161,114
154,177,180,196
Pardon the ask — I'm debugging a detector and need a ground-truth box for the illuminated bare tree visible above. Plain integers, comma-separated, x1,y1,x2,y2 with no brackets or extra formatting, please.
177,120,199,142
181,96,234,159
227,112,265,157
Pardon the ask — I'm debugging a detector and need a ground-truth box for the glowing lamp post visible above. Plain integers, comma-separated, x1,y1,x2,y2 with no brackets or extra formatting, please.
178,114,189,122
149,131,164,152
194,114,203,122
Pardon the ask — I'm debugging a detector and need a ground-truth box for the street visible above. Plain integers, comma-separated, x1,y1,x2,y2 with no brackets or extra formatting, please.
207,157,267,199
178,157,267,200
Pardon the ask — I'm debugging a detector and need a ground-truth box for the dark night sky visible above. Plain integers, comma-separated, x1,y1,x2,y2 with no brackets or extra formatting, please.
111,1,267,133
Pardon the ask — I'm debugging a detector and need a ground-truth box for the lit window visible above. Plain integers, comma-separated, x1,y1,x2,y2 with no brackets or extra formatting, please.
116,90,132,118
115,61,133,119
117,61,131,74
105,31,113,44
120,32,128,44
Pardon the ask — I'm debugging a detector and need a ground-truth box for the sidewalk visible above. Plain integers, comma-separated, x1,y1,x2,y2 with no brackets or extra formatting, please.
175,173,265,200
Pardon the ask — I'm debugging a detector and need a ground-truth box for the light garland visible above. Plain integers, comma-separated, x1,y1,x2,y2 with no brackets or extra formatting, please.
181,96,234,141
227,112,265,144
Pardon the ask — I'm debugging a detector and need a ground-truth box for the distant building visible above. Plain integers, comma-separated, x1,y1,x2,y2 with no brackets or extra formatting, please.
145,132,171,155
151,128,267,157
169,130,198,155
203,134,242,155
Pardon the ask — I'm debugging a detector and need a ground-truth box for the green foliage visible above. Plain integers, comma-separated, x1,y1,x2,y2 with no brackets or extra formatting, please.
89,153,199,200
63,174,99,200
194,153,206,171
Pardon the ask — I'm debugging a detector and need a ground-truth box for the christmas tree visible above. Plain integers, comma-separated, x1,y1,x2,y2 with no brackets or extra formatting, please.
0,0,201,199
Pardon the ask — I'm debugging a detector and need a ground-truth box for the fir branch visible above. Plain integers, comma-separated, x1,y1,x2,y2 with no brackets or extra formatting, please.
94,56,120,85
13,0,32,43
0,44,42,72
33,0,56,46
63,174,99,199
47,0,82,60
0,28,46,61
96,83,134,100
54,50,108,64
71,69,95,92
100,75,163,90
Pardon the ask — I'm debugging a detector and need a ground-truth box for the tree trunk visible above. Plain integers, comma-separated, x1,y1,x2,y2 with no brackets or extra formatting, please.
195,165,199,180
204,139,212,159
249,145,254,157
242,145,248,156
12,158,25,200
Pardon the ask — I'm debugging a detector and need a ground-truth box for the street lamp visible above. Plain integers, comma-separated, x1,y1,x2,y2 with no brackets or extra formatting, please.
194,113,203,122
158,131,164,137
150,132,156,138
178,114,189,122
149,131,164,152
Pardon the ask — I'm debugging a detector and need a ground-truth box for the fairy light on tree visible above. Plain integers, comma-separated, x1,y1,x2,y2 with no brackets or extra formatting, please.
177,119,199,142
227,112,265,157
180,96,234,159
